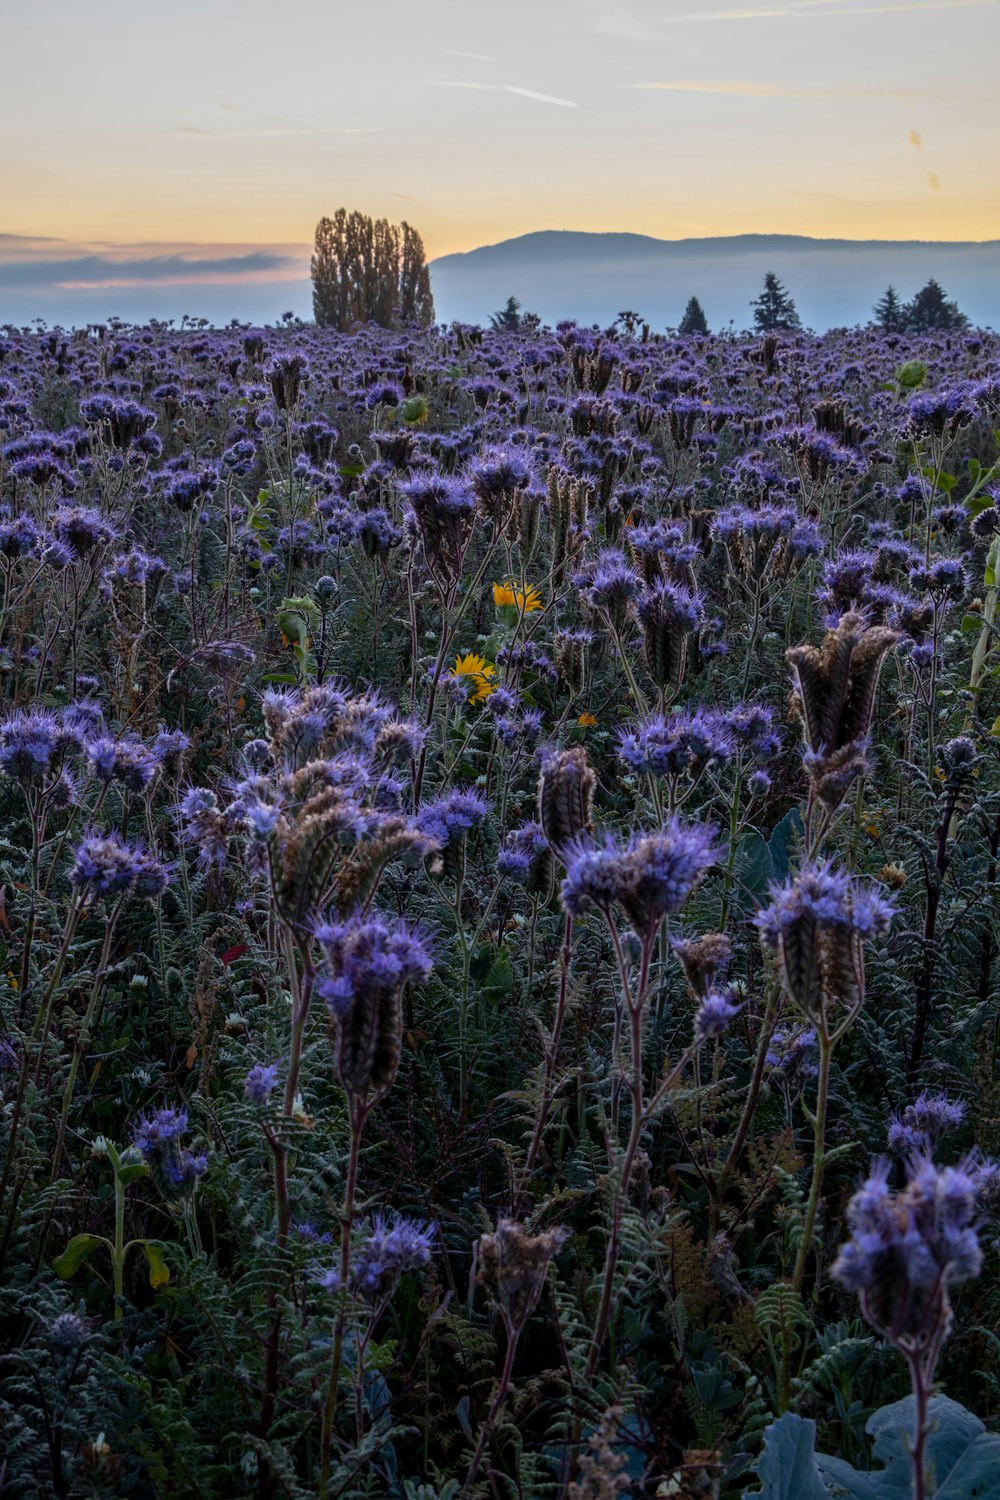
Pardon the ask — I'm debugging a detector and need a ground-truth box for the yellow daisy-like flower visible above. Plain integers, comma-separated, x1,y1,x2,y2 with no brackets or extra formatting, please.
492,580,542,614
453,652,496,704
577,712,597,728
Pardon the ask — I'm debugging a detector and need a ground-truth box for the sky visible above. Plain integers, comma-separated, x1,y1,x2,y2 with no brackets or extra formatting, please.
1,0,998,324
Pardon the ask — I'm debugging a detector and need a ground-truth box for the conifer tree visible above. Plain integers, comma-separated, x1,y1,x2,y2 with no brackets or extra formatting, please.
903,278,969,333
679,296,709,335
751,271,802,332
490,296,522,331
873,286,905,331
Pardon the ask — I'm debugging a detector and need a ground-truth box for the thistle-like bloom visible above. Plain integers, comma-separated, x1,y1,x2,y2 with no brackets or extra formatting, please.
244,1062,280,1105
69,832,170,902
315,1213,435,1301
497,821,551,894
617,709,732,782
132,1106,207,1201
695,990,740,1045
417,790,490,850
315,913,433,1101
833,1156,982,1353
561,819,718,942
401,472,476,588
674,932,732,997
580,548,642,630
0,709,62,783
756,862,895,1020
888,1092,966,1155
477,1219,568,1336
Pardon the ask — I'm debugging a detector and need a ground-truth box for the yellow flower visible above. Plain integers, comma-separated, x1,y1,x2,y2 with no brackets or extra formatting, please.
453,652,496,703
577,712,597,728
492,580,542,614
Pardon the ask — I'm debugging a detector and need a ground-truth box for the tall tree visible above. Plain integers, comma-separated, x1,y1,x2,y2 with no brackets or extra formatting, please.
903,278,969,333
751,271,802,333
872,285,905,331
678,296,709,335
311,210,434,331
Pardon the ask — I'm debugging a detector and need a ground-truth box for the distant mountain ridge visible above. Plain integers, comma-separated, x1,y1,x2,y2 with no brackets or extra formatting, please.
429,230,1000,331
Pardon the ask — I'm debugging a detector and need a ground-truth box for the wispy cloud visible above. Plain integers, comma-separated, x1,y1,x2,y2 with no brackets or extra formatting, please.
585,1,655,39
503,86,579,108
910,129,923,147
0,252,303,290
441,48,494,61
928,171,943,190
428,82,580,107
634,80,976,99
659,0,995,19
172,124,386,139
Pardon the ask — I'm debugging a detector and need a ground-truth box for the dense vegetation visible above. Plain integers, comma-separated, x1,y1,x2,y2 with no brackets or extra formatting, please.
0,314,999,1498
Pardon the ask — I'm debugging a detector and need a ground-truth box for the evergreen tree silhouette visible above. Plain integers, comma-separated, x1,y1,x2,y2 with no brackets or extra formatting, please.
873,286,905,331
903,278,969,333
490,296,522,331
751,271,802,332
679,296,709,335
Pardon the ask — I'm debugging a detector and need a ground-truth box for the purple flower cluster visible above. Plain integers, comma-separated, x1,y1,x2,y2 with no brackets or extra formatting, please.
561,819,718,940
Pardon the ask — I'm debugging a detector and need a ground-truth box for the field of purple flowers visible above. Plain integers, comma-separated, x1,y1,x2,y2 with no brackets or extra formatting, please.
1,314,1000,1498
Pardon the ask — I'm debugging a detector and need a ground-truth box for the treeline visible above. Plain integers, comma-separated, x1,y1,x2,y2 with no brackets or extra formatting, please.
309,212,977,336
486,272,976,336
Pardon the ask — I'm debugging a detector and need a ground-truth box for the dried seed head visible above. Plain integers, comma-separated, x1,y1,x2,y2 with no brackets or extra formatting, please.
674,932,733,998
538,746,596,855
477,1218,568,1334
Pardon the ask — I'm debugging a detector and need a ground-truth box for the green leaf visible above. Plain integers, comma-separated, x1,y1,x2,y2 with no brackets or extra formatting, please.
116,1162,149,1186
743,1412,829,1499
261,672,297,685
768,808,803,881
141,1240,171,1290
53,1233,106,1279
897,359,927,390
732,828,775,911
961,613,984,634
745,1397,1000,1499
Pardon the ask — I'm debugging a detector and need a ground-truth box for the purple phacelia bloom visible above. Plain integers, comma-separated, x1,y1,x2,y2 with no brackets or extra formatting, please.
833,1156,982,1347
416,790,490,850
132,1105,207,1200
561,819,718,941
888,1092,966,1154
695,990,741,1044
244,1062,280,1105
315,1212,434,1301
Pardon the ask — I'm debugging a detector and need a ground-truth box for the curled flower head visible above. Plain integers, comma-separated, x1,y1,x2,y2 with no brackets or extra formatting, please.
695,990,741,1045
561,819,718,942
756,861,895,1020
888,1092,966,1155
833,1156,982,1355
315,1213,435,1302
315,912,433,1100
